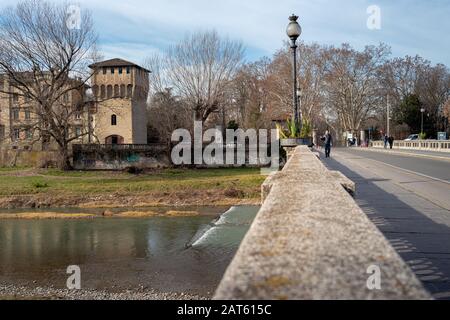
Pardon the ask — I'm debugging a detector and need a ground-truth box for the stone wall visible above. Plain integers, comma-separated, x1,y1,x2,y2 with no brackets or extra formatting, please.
72,144,169,170
0,148,58,167
214,146,430,300
72,143,274,170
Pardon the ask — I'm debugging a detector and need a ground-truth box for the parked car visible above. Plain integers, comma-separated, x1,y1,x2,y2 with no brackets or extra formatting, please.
404,134,419,141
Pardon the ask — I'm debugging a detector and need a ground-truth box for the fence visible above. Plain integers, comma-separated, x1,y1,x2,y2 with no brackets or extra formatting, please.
371,140,450,153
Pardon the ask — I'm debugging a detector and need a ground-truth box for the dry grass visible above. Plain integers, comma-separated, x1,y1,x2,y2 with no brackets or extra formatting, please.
0,212,95,219
114,211,159,218
166,210,199,217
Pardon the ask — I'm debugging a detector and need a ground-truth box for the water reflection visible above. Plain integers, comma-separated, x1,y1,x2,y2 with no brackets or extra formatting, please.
0,206,259,295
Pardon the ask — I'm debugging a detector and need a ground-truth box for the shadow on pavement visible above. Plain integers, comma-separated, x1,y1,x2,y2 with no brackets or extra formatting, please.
320,150,450,300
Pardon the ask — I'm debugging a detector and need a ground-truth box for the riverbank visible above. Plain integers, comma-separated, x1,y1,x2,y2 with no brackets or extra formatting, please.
0,284,208,300
0,208,220,219
0,167,265,209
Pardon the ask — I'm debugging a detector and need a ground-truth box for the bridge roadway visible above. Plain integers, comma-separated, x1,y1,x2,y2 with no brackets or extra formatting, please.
322,147,450,299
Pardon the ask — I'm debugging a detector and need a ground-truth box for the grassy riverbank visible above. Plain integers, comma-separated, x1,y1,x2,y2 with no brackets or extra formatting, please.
0,167,265,209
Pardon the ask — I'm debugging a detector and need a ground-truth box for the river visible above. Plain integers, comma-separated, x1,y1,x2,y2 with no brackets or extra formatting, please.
0,205,259,297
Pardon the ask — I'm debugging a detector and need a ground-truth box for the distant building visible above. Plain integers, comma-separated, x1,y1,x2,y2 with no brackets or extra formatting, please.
0,58,150,152
0,73,87,151
89,58,150,144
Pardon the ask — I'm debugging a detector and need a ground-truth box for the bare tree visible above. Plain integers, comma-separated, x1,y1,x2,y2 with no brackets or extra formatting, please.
147,88,191,144
164,31,244,124
228,58,273,129
322,44,390,137
0,0,97,170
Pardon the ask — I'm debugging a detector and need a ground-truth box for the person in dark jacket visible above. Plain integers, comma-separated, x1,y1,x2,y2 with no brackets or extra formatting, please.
324,130,333,158
388,136,394,149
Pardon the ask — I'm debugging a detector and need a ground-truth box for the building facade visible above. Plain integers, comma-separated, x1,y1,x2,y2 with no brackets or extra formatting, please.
0,58,150,152
89,58,150,145
0,74,87,151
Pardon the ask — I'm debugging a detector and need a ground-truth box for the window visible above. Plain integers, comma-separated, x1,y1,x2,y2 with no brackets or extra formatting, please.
111,114,117,126
25,109,31,120
13,94,19,103
126,66,131,74
107,85,113,98
93,85,99,97
75,112,81,120
63,93,69,103
12,109,19,120
110,67,115,74
127,84,133,98
103,67,107,75
25,128,32,139
119,67,123,74
13,128,20,140
75,126,82,137
100,85,106,99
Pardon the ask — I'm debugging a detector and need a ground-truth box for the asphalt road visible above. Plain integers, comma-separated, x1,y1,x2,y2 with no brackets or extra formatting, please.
322,148,450,299
335,147,450,182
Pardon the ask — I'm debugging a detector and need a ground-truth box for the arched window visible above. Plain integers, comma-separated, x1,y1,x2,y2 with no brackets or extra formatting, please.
100,85,105,99
93,85,99,97
127,84,133,98
120,84,125,98
107,85,113,98
111,114,117,126
114,85,119,97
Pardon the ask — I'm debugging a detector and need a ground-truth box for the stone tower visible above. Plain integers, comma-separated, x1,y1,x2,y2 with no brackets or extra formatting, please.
89,58,150,144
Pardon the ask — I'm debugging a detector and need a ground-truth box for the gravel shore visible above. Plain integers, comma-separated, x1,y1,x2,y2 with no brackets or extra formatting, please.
0,284,209,300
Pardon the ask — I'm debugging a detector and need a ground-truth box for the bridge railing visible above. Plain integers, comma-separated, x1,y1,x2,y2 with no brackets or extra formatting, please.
371,140,450,153
213,146,430,300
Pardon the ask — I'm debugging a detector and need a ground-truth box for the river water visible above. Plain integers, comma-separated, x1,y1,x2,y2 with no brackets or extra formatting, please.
0,206,259,297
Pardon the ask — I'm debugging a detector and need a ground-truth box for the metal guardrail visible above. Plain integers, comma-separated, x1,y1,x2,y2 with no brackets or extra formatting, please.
371,140,450,153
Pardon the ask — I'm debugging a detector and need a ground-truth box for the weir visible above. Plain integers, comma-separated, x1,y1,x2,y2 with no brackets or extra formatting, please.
214,146,431,300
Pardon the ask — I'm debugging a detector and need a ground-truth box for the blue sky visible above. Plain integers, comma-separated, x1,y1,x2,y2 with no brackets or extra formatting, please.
1,0,449,66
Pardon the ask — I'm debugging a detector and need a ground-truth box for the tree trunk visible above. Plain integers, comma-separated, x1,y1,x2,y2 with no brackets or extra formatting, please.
58,144,73,171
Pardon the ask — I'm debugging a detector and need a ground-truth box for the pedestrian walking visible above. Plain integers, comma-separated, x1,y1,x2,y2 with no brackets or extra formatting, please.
324,130,333,158
384,135,388,149
388,136,394,149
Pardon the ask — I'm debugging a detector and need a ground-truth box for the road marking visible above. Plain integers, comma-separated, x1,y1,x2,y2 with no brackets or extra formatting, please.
341,152,450,186
353,148,450,163
332,151,450,211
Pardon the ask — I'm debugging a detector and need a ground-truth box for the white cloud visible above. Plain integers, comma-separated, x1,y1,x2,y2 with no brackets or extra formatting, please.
1,0,449,65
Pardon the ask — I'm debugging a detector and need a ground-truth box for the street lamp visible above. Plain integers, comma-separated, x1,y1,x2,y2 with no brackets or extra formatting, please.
420,108,425,136
297,87,302,117
286,14,302,133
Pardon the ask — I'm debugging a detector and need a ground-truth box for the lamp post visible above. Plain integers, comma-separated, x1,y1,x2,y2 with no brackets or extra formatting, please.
286,14,302,133
297,87,302,124
420,108,425,136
